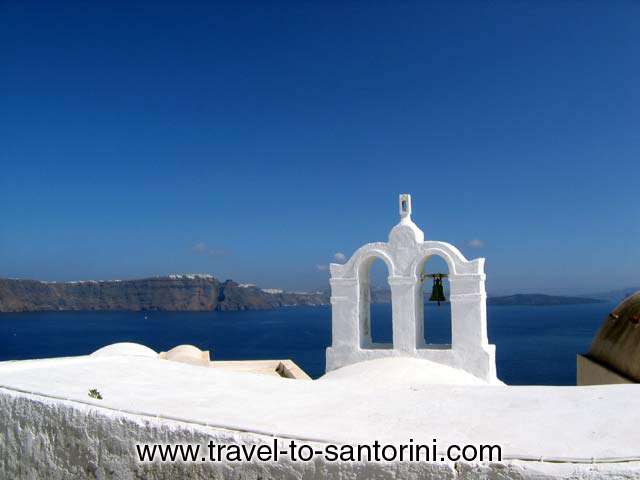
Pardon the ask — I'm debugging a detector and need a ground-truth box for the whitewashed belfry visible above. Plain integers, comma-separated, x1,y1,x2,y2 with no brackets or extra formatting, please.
326,194,498,382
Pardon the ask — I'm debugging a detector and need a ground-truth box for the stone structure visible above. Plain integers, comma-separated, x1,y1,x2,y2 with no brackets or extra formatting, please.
326,194,497,383
577,291,640,385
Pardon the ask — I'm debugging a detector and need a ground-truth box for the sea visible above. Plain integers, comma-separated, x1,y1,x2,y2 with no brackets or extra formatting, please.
0,303,613,385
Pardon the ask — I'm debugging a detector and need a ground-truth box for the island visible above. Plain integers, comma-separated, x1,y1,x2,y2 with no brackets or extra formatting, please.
0,277,605,313
487,294,604,306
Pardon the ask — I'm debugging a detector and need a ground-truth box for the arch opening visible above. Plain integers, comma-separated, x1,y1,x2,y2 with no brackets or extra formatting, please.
358,255,393,349
418,255,452,349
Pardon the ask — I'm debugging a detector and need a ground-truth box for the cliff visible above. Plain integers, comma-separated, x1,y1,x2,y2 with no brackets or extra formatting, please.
0,277,329,313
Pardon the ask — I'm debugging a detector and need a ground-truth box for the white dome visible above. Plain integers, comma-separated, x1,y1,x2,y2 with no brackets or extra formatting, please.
159,344,210,367
319,357,501,386
90,343,158,358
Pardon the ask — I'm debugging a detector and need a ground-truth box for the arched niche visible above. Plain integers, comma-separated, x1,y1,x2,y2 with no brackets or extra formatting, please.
416,253,452,348
355,251,394,349
408,244,464,279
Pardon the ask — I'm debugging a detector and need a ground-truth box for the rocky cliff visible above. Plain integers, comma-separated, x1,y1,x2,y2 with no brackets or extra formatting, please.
0,277,329,313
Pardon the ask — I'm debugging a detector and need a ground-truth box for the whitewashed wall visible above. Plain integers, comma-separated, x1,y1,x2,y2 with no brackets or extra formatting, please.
2,388,636,479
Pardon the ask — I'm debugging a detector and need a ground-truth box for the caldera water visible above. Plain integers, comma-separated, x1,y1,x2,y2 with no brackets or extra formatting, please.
0,303,612,384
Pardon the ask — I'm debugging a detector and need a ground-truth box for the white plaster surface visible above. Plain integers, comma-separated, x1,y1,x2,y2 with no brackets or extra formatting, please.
1,355,640,480
90,342,158,358
320,357,491,385
327,194,497,383
159,344,210,366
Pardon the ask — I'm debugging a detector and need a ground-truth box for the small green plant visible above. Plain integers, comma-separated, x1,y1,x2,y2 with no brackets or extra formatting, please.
88,388,103,400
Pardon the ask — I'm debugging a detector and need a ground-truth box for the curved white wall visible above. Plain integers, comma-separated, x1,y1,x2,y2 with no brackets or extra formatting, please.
3,387,637,479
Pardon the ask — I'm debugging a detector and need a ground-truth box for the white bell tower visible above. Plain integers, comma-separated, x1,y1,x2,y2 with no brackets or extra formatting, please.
326,194,497,383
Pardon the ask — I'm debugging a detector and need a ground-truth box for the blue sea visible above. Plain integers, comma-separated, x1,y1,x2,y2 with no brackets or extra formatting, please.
0,303,612,385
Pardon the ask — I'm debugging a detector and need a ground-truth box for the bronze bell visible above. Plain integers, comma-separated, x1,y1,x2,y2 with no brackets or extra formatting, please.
429,274,447,306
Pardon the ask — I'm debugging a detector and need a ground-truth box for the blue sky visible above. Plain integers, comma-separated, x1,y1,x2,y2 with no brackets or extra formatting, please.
1,1,638,294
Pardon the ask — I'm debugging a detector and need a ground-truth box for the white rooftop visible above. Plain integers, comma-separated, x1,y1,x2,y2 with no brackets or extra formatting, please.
2,354,639,462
